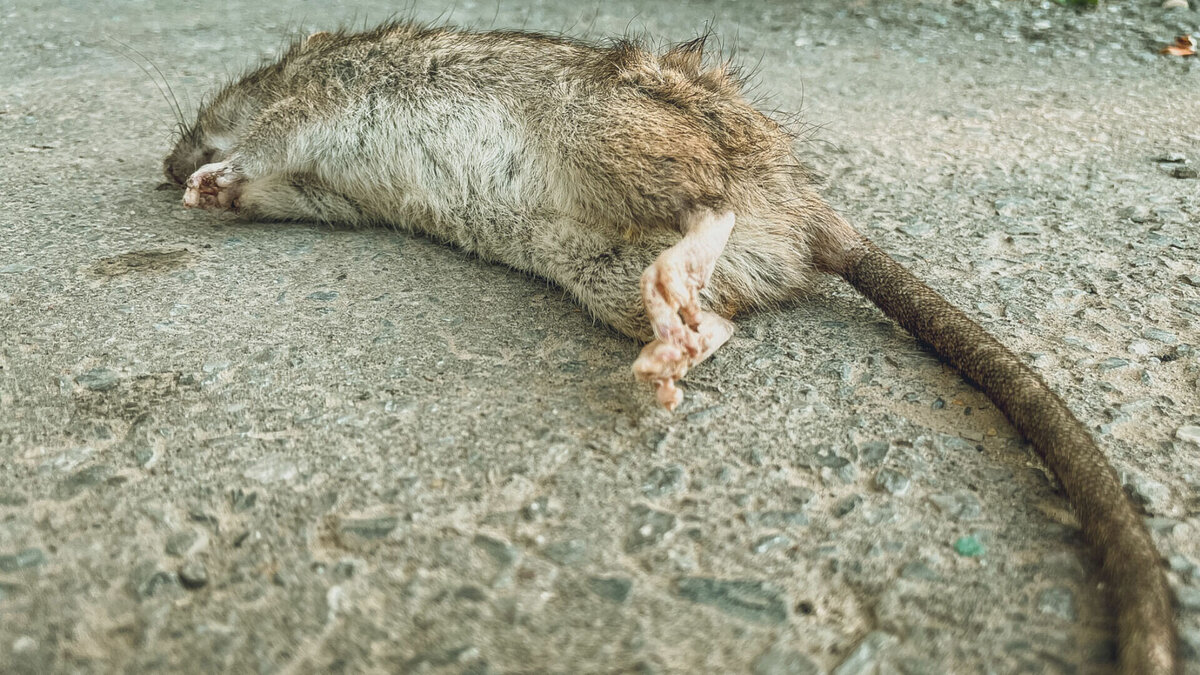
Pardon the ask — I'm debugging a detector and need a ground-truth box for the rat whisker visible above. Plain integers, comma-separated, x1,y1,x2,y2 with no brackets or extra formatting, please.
104,34,185,130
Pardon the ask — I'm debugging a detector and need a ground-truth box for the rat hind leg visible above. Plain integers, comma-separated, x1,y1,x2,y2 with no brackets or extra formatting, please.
632,209,737,410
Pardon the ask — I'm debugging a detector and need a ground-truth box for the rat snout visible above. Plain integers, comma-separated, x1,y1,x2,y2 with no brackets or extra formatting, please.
164,147,219,186
163,158,189,186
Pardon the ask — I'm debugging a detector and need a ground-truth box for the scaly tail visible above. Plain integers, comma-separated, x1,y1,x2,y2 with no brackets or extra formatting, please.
831,234,1176,674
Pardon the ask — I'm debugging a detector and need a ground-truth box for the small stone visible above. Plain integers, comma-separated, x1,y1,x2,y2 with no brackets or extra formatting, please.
833,495,862,518
1171,166,1198,179
12,635,36,654
899,221,932,237
587,576,633,603
1124,474,1170,512
521,496,551,521
832,631,900,675
928,491,982,520
1176,426,1200,446
748,511,810,528
1098,357,1130,371
339,516,398,540
874,469,910,496
129,562,178,599
1168,554,1197,576
900,560,940,581
753,534,794,554
836,462,858,483
243,455,298,484
1156,152,1188,162
230,489,257,512
1128,340,1155,356
858,440,890,465
752,646,820,675
179,560,209,589
1037,586,1077,621
455,585,487,602
995,197,1032,218
675,577,788,624
1118,205,1153,223
642,465,686,497
0,263,33,274
1182,627,1200,660
0,548,47,572
791,487,816,506
815,451,850,469
1177,586,1200,612
188,507,219,529
165,530,199,557
405,645,482,670
474,534,519,567
133,447,156,467
76,368,118,391
542,539,587,566
1146,517,1181,534
1142,328,1177,344
56,465,113,500
953,535,985,557
625,505,677,552
306,290,339,301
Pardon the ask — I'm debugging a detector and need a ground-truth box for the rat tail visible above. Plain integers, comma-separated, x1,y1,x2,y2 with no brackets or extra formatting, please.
816,222,1176,673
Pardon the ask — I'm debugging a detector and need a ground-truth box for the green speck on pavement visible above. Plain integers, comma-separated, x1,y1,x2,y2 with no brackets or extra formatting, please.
954,535,985,557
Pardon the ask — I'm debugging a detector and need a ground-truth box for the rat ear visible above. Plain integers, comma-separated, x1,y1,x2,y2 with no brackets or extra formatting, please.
304,31,333,46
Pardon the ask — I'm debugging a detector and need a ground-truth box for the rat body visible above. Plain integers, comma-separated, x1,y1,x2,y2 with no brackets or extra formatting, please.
164,22,1176,673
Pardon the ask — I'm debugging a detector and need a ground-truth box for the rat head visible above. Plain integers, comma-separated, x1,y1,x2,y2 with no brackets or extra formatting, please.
163,74,273,185
162,52,298,185
162,32,333,185
162,86,253,185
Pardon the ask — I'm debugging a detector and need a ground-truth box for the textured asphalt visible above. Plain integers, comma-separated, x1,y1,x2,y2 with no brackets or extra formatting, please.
2,1,1198,672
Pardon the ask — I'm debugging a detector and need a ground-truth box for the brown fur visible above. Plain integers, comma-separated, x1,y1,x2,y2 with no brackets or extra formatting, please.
165,22,1177,673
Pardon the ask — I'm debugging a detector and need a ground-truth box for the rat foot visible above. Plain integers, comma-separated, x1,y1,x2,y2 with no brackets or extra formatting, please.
633,310,735,410
183,162,244,209
635,209,736,410
640,243,706,358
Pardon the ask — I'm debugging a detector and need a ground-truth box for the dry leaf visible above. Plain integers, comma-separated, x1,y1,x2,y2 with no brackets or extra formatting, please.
1160,35,1196,57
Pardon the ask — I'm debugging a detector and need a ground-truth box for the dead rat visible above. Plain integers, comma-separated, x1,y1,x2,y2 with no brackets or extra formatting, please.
162,22,1177,674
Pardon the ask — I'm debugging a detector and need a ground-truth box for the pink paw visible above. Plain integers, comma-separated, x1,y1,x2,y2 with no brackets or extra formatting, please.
633,311,735,412
640,255,705,358
183,162,243,210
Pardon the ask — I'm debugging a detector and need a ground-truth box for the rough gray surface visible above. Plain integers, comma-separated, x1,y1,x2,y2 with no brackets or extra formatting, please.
2,0,1199,672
